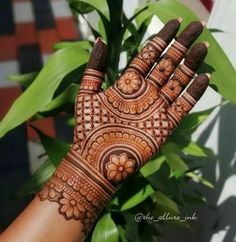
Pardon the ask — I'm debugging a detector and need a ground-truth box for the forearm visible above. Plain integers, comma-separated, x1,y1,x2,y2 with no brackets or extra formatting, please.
1,149,116,242
0,198,85,242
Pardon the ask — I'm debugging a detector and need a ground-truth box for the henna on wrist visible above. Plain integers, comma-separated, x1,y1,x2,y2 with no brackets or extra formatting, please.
38,149,116,235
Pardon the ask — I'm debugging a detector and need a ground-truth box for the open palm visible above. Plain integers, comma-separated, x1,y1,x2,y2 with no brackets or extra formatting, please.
72,19,209,184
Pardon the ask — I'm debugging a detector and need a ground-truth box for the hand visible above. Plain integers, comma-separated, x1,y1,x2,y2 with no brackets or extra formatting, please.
38,19,209,234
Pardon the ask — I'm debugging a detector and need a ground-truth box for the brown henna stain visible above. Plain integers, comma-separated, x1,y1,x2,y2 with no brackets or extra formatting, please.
186,74,209,100
176,21,204,47
157,19,180,43
86,38,108,72
184,42,208,70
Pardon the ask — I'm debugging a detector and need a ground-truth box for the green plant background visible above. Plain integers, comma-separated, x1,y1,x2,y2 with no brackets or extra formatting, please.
1,0,236,241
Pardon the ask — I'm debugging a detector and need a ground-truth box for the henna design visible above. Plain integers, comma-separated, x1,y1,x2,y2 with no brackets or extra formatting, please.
38,20,209,236
104,82,161,116
159,64,195,105
117,71,142,94
127,19,181,77
106,153,135,182
164,41,188,65
146,22,204,90
79,38,107,95
128,42,162,76
146,41,187,89
147,58,175,89
39,150,116,234
160,42,208,105
167,92,196,127
79,69,104,94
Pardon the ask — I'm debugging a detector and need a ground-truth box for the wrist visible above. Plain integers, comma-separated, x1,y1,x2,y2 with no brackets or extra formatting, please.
38,148,116,234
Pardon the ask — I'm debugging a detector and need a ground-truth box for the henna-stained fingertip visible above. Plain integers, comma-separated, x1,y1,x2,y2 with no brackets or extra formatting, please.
86,37,108,72
186,73,209,100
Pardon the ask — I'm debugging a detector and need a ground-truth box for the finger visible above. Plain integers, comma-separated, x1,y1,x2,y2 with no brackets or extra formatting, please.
146,21,204,89
167,73,209,128
79,38,107,95
160,42,208,105
126,18,181,78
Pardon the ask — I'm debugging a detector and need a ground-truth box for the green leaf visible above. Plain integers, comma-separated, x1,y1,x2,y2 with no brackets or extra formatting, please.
117,225,128,242
33,127,70,166
69,0,95,14
75,0,110,40
148,0,236,103
80,0,109,19
53,64,86,97
111,175,155,211
145,162,181,199
182,141,214,157
0,47,89,138
120,183,154,211
54,40,92,50
16,160,55,197
123,212,139,242
186,172,214,189
174,107,215,135
40,84,79,114
161,142,188,176
92,213,118,242
208,28,224,33
8,72,38,89
140,154,165,177
151,191,191,228
152,191,180,215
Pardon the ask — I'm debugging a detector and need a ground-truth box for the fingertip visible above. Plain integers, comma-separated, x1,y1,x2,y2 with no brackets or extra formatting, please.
203,41,210,48
95,37,107,48
86,37,108,72
184,42,208,70
177,16,183,23
176,21,204,47
186,73,209,100
200,20,206,27
157,19,181,43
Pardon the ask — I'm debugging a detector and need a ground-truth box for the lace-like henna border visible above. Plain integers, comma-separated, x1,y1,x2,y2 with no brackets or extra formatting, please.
37,150,116,235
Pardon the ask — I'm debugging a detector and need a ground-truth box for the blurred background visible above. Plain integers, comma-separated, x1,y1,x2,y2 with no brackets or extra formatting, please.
0,0,236,242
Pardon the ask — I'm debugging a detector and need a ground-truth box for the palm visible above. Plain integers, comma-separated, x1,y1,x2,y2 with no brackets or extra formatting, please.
72,19,209,184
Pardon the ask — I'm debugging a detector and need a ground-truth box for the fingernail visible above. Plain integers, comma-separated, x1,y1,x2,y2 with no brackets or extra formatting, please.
200,20,206,26
95,37,102,43
177,17,183,23
203,41,209,48
205,73,211,78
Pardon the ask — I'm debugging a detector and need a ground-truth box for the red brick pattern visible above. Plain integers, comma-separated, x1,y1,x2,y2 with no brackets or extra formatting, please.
0,0,80,140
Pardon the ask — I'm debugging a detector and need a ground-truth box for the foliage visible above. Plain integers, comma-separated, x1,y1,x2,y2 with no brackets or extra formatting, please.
0,0,235,240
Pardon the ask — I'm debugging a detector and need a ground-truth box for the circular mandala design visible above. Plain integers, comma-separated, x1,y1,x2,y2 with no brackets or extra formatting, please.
117,71,142,94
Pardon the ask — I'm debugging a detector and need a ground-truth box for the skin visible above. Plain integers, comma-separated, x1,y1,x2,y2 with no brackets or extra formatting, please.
0,18,210,242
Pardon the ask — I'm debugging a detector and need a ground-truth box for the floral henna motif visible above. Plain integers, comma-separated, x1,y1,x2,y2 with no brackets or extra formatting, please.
160,80,182,104
140,44,158,65
38,151,116,235
60,193,85,219
128,38,167,76
157,58,174,76
106,153,135,182
147,58,175,88
80,126,158,171
117,71,142,94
